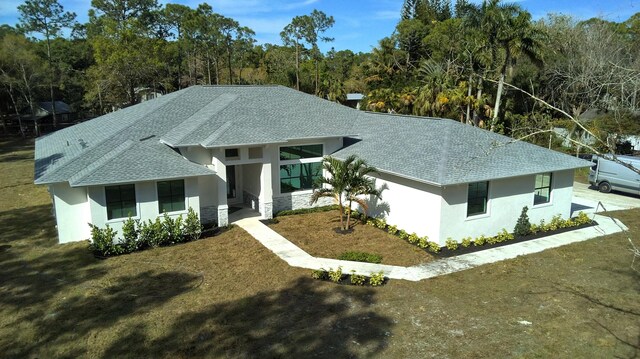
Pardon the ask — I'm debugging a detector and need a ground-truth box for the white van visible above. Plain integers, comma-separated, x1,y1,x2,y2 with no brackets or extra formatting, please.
589,155,640,194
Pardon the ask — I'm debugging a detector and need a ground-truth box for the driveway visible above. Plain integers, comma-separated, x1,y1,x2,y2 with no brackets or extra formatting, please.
571,181,640,215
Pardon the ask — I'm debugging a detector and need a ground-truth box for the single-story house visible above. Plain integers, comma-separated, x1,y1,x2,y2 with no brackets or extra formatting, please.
34,85,589,245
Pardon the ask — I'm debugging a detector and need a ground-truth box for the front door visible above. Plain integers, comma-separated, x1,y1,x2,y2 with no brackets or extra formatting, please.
226,165,236,200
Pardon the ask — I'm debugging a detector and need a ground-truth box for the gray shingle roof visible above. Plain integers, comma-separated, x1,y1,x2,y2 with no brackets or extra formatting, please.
34,85,589,188
333,113,590,186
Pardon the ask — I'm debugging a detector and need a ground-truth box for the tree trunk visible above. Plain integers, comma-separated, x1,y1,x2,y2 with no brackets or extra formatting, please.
491,71,506,132
337,196,344,230
45,31,57,129
315,59,319,95
473,77,483,126
345,200,352,231
295,40,300,91
227,47,233,84
466,73,472,124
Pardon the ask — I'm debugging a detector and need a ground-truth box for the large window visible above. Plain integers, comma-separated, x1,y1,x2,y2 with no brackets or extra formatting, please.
534,173,552,205
157,180,186,213
106,184,136,220
280,163,323,193
279,144,323,193
280,144,323,160
467,181,489,217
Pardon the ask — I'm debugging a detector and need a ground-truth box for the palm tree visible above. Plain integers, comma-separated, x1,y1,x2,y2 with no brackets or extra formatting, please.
466,0,545,131
310,155,383,231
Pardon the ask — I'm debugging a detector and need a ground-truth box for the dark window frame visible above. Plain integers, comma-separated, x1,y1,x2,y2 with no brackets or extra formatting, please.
157,179,186,213
279,162,323,193
467,181,489,217
533,173,552,205
105,184,137,220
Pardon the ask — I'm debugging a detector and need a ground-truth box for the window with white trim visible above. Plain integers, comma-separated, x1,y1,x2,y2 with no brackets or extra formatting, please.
157,179,186,213
106,184,137,220
467,181,489,217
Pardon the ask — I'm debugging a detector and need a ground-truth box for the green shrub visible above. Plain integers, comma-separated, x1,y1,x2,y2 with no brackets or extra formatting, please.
375,219,387,229
495,228,514,243
513,206,532,237
427,241,441,253
120,216,139,253
311,268,327,280
275,205,339,217
183,207,202,241
445,238,458,250
337,251,383,264
387,224,398,235
398,230,409,240
474,235,487,246
328,267,343,283
572,211,591,226
89,224,119,257
530,223,540,234
162,212,184,244
369,271,385,286
416,236,427,248
366,219,377,227
486,234,499,245
138,218,164,248
350,271,366,286
461,237,472,247
408,232,419,244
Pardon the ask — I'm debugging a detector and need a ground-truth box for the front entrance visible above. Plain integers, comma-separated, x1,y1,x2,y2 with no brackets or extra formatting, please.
226,165,237,200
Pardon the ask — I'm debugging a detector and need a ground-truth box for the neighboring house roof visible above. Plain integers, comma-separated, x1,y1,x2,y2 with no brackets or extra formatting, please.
34,85,589,188
37,101,73,115
346,93,364,101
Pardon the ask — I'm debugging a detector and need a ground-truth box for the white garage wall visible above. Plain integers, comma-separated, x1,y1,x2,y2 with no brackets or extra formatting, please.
439,170,575,243
368,172,442,242
50,183,91,243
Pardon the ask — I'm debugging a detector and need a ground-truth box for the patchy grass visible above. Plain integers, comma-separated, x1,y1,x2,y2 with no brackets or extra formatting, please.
268,210,433,266
1,137,639,358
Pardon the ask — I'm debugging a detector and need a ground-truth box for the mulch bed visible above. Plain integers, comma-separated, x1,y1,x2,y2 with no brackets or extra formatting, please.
433,221,598,258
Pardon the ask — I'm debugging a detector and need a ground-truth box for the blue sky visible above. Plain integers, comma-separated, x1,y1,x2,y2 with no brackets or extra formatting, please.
1,0,638,53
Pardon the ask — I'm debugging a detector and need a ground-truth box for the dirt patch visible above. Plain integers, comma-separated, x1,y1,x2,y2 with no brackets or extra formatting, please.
268,210,434,266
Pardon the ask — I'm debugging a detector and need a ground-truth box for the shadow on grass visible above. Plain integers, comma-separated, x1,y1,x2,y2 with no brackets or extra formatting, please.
0,204,57,246
103,278,393,358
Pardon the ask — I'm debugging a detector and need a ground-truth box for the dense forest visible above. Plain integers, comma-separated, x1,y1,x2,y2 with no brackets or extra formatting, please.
1,0,640,153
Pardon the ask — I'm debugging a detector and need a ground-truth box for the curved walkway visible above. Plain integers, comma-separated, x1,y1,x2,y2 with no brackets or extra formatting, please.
231,210,628,282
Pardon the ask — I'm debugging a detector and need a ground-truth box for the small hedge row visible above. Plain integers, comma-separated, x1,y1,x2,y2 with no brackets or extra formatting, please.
337,251,383,264
311,267,387,286
274,204,340,217
89,207,203,257
364,210,594,253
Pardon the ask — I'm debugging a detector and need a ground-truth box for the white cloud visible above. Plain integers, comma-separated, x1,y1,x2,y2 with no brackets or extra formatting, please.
373,10,399,20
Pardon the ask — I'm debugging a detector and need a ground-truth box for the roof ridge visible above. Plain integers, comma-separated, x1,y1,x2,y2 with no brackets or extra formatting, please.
69,140,135,186
161,92,238,146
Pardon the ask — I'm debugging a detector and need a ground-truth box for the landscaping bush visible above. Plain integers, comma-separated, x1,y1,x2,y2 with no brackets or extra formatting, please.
162,212,184,244
328,267,343,283
89,224,119,257
474,235,487,246
427,241,441,253
445,238,458,250
337,251,383,264
350,271,366,286
572,211,592,226
311,268,327,280
183,207,202,240
417,236,429,249
461,237,473,247
120,216,139,253
514,206,532,237
387,224,398,235
369,271,385,286
138,218,164,248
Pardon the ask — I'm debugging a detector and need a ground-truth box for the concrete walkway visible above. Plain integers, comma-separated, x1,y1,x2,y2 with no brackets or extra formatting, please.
232,210,628,282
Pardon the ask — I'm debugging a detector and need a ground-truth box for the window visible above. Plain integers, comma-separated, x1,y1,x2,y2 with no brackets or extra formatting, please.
280,144,323,160
106,184,136,220
279,144,324,193
157,180,185,213
534,173,552,205
467,181,489,217
225,148,239,159
280,162,322,193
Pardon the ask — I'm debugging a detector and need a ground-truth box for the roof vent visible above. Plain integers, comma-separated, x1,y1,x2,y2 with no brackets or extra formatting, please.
139,135,156,141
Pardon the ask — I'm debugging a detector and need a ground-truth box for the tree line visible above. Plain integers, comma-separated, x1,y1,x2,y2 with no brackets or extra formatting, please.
1,0,640,154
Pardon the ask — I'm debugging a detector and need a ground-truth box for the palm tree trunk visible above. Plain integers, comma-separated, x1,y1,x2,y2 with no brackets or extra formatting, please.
490,71,505,132
345,200,352,230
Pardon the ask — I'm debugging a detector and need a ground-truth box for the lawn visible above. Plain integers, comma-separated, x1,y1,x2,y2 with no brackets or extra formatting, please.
1,137,639,358
269,210,433,266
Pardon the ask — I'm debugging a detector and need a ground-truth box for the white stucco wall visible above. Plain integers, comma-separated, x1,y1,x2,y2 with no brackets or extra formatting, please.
50,183,91,243
86,177,201,241
242,163,262,197
439,170,575,243
367,172,442,242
